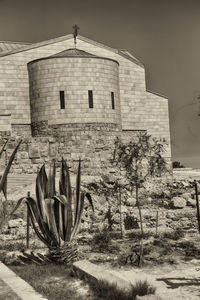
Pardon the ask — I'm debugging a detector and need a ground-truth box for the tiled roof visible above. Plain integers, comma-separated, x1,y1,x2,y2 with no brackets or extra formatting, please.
0,41,31,52
118,49,140,62
50,48,97,58
0,34,144,67
146,89,168,99
0,34,73,56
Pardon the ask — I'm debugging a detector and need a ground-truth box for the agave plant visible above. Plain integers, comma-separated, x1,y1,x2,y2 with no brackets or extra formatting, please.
0,139,22,230
25,159,94,264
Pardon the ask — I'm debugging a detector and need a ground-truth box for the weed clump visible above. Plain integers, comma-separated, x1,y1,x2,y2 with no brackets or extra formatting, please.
0,241,25,252
90,279,156,300
92,228,111,251
91,227,120,253
163,227,185,240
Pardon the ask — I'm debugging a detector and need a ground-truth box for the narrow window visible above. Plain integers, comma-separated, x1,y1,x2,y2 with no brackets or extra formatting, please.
60,91,65,109
88,90,93,108
111,92,115,109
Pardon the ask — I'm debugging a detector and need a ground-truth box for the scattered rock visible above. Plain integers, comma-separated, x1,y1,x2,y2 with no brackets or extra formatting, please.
125,197,136,207
162,189,171,198
181,192,192,200
121,205,128,214
8,218,26,228
182,181,189,188
187,198,196,207
147,197,152,204
2,250,24,265
112,213,120,224
171,197,187,209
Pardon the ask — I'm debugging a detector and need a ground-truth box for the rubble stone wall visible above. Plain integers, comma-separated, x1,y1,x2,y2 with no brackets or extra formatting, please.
0,123,123,175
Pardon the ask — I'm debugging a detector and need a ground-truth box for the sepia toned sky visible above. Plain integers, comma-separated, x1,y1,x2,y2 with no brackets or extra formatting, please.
0,0,200,167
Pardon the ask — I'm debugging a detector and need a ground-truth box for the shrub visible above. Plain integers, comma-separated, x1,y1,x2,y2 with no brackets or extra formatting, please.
173,161,185,168
0,241,25,252
127,230,152,240
90,279,156,300
91,227,120,253
0,140,21,231
124,215,139,230
163,227,185,240
92,227,112,252
178,240,200,258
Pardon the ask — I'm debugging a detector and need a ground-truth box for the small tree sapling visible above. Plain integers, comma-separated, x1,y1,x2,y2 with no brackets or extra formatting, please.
112,132,168,266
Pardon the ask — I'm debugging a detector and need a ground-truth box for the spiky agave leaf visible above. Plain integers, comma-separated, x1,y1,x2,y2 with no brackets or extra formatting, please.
59,158,68,196
26,196,53,248
85,192,94,212
26,196,60,249
59,159,73,241
70,160,94,239
0,139,8,160
70,191,94,240
64,160,73,239
71,192,85,239
53,195,67,241
47,160,56,198
10,196,26,216
36,164,48,221
73,159,81,231
2,178,7,200
0,140,21,196
44,198,60,246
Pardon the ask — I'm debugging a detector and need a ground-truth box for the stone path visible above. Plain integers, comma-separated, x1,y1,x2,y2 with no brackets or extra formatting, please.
115,260,200,300
0,278,21,300
0,262,47,300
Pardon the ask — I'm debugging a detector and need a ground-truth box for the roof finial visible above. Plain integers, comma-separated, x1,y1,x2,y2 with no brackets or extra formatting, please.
73,24,79,48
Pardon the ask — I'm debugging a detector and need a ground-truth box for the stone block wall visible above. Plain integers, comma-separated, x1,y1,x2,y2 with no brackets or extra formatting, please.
0,114,11,132
0,36,75,127
0,35,147,131
74,37,147,131
146,91,171,158
28,56,121,130
12,125,32,138
0,123,121,175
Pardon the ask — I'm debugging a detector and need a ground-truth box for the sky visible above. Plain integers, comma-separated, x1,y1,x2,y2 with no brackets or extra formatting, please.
0,0,200,167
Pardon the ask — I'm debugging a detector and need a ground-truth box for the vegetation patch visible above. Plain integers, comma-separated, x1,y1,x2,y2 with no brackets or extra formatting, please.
89,279,156,300
11,264,94,300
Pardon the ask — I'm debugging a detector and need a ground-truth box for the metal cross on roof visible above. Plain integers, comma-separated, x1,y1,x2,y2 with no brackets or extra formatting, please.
73,24,79,48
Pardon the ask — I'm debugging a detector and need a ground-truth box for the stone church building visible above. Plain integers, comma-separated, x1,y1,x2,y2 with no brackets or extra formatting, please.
0,33,171,174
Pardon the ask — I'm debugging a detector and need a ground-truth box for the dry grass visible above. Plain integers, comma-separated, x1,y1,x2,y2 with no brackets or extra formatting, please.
11,264,94,300
90,279,156,300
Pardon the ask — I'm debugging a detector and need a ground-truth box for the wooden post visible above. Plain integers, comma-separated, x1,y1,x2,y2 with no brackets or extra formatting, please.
26,191,30,249
194,180,200,233
155,210,159,237
119,187,123,239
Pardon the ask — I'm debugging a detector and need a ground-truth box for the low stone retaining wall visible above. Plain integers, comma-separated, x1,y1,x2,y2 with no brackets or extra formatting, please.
0,262,47,300
73,260,163,300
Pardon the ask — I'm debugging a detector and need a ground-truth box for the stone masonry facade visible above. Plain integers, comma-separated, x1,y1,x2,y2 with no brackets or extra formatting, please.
0,34,171,174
